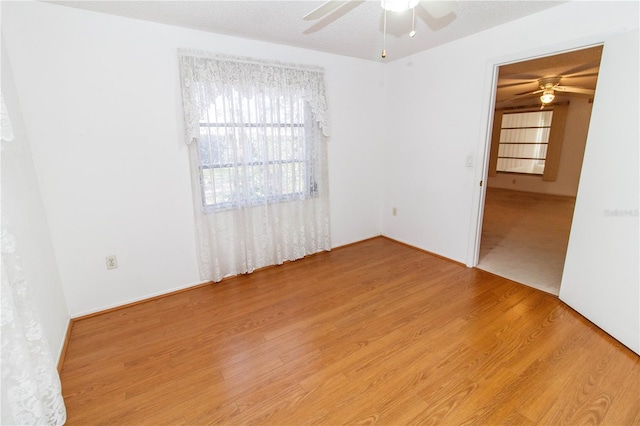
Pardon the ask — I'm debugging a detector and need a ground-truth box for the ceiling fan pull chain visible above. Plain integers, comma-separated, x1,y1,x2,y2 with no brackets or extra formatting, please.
410,7,416,38
382,9,387,58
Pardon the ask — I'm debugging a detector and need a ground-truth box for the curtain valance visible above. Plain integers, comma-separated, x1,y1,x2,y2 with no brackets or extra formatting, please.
178,49,330,145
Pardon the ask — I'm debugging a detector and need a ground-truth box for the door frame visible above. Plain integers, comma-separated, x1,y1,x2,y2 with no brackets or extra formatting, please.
466,35,609,269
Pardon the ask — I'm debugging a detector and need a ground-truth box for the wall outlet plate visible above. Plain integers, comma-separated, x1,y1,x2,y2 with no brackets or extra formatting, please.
106,255,118,270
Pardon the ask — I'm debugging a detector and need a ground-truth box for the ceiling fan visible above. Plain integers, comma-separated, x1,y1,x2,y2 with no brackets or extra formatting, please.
303,0,458,58
501,76,596,108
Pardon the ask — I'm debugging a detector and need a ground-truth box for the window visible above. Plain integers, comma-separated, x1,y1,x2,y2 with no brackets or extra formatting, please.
496,110,553,175
197,91,317,211
179,51,331,282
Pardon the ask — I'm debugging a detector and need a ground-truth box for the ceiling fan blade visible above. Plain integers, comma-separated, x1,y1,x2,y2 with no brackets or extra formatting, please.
560,72,599,82
554,86,595,95
303,0,348,21
420,0,458,19
498,73,541,82
561,63,600,77
497,81,536,89
514,89,543,96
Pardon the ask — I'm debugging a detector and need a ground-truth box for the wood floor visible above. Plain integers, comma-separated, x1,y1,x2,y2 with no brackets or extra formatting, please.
60,237,639,425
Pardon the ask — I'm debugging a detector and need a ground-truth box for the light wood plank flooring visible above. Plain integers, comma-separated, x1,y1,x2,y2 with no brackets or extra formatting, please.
60,237,639,425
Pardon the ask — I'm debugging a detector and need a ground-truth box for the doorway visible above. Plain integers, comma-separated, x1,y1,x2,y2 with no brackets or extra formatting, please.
476,46,603,295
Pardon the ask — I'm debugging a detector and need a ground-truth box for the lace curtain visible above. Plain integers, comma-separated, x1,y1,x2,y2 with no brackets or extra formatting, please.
1,95,67,425
178,51,331,281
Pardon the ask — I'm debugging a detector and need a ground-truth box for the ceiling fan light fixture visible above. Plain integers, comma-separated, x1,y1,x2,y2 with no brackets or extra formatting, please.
381,0,419,12
540,89,555,104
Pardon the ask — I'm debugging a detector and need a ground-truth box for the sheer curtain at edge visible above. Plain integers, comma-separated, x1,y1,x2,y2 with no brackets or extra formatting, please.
1,228,67,426
178,51,331,282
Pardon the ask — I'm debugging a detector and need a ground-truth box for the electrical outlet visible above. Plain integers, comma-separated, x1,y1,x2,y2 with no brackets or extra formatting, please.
106,255,118,270
392,207,397,216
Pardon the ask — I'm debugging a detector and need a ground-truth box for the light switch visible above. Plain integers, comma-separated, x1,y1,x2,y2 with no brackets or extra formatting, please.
465,155,474,168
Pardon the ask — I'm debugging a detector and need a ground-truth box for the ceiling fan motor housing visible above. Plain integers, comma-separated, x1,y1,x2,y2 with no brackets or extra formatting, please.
539,76,561,90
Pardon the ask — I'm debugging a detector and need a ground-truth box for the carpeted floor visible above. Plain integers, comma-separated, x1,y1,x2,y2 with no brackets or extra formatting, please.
478,187,576,295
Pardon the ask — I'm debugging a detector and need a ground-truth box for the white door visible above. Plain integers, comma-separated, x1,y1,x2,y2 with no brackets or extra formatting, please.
559,29,639,355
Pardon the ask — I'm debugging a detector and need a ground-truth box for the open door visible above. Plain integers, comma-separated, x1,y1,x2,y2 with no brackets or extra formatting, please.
559,29,640,355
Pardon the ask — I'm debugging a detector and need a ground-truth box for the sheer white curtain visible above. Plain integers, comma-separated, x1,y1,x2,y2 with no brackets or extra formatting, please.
178,51,331,282
1,95,66,426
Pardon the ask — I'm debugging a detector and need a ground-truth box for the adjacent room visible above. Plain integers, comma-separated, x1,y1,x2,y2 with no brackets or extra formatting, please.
2,1,638,424
478,46,602,295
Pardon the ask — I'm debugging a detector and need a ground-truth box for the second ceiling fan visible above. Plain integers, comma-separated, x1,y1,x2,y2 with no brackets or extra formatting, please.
517,76,597,106
496,46,602,108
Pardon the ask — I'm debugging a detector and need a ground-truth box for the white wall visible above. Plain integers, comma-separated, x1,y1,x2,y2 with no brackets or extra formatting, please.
1,1,386,316
488,96,592,197
1,38,70,357
382,1,639,353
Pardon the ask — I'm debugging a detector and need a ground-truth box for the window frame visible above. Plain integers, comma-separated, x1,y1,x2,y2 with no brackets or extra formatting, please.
196,99,318,213
495,110,553,176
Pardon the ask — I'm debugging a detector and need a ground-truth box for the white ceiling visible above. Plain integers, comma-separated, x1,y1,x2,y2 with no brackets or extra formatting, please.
46,0,566,62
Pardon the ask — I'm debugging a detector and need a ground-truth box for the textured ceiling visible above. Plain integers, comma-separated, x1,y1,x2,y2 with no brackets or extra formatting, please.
46,0,565,62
